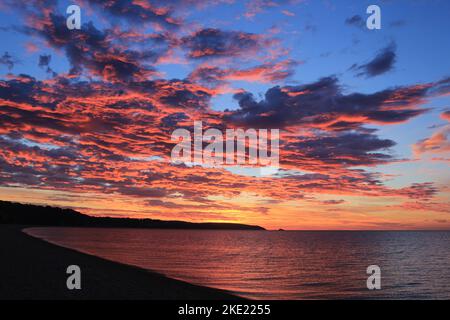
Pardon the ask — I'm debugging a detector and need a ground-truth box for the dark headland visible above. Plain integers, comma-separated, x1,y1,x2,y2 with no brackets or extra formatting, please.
0,200,264,230
0,200,261,299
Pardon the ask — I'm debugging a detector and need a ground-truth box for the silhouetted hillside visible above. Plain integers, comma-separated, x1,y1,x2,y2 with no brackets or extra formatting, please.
0,201,265,230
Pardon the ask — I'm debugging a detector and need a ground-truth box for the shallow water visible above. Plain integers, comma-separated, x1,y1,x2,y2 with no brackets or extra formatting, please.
26,227,450,299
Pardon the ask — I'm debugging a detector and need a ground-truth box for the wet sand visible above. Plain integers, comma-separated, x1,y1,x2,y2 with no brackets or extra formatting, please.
0,225,240,300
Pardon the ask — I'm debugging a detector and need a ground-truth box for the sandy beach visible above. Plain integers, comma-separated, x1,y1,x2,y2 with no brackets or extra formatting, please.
0,225,239,300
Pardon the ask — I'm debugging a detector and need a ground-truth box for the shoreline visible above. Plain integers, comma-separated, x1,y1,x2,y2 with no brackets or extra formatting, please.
0,225,241,300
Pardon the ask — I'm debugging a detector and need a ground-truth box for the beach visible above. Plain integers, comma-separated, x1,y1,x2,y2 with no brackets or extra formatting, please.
0,225,239,300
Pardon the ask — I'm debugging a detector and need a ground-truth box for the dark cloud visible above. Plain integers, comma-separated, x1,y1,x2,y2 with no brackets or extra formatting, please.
0,52,17,70
188,66,228,87
117,187,169,198
226,76,430,130
38,54,51,67
401,182,438,200
161,112,190,127
0,75,64,108
350,43,397,78
182,28,265,59
345,15,365,29
22,14,166,82
38,54,56,76
284,132,396,166
84,0,181,28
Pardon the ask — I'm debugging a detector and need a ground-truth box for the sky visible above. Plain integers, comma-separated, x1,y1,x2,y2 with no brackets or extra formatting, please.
0,0,449,230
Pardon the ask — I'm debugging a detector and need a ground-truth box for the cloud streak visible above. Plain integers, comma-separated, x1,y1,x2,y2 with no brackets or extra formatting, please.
350,43,397,78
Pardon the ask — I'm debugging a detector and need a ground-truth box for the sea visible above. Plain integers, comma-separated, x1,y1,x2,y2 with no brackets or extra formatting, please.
25,227,450,299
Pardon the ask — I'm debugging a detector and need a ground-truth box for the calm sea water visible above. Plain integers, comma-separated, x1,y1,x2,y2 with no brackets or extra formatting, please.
25,228,450,299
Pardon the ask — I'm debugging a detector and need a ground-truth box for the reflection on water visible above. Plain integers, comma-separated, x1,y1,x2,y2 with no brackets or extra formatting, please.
25,228,450,299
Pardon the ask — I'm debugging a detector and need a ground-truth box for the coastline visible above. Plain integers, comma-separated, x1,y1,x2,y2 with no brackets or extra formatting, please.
0,225,241,300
